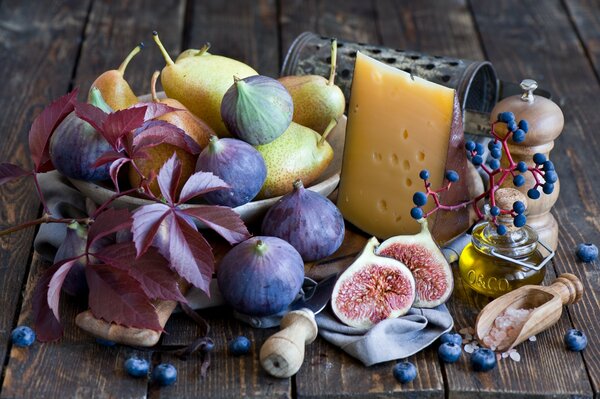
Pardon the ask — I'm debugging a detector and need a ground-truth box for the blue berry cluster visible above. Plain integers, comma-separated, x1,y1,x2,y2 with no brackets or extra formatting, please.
526,153,557,199
498,111,529,143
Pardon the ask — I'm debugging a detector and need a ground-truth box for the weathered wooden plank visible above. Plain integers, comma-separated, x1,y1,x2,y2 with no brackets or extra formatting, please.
0,0,92,393
564,0,600,81
466,0,600,397
184,0,279,77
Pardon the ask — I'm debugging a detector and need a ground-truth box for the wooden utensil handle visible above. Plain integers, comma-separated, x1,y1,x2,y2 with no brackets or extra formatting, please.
259,309,318,378
549,273,583,305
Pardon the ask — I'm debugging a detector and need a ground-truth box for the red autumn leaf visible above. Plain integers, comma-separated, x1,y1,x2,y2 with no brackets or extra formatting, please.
108,158,132,192
92,150,123,168
131,102,181,120
94,242,187,302
182,205,250,245
86,263,162,331
74,101,108,134
47,258,79,320
157,153,183,205
29,89,78,172
102,106,148,149
132,120,201,155
178,171,229,204
87,208,132,249
0,163,31,185
168,213,214,294
132,202,170,257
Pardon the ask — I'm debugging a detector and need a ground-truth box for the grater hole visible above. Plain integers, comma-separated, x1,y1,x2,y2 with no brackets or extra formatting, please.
341,69,350,78
425,63,435,70
410,55,421,60
441,75,451,83
370,48,382,54
386,57,396,64
447,61,459,66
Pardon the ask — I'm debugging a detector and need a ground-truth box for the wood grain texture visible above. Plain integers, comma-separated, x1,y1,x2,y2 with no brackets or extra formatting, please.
564,0,600,81
184,0,279,77
0,0,91,390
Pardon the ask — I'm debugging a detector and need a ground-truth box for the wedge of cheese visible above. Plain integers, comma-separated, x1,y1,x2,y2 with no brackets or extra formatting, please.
337,52,470,242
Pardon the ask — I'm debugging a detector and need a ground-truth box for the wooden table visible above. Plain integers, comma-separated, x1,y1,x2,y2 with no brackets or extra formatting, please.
0,1,599,398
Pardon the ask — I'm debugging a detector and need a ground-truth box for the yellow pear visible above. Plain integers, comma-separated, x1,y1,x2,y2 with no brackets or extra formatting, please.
89,43,143,110
175,43,211,62
153,32,257,136
255,120,336,200
279,39,345,133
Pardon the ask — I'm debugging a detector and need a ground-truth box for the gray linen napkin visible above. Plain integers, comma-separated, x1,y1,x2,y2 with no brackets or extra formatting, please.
33,171,456,366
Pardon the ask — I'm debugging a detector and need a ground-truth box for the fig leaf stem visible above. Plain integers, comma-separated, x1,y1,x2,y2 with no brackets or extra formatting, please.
0,215,91,237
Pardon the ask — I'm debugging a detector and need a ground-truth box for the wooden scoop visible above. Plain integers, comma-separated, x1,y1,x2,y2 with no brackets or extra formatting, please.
475,273,583,352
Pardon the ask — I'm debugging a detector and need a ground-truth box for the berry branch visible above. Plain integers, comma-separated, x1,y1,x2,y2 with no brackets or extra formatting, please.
410,112,557,235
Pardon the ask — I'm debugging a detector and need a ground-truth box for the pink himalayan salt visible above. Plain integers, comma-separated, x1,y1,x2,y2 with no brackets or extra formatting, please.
482,308,532,351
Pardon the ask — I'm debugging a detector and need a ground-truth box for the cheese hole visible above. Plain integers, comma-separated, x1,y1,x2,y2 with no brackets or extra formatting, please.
395,215,402,223
403,160,410,171
353,104,359,113
373,152,383,162
371,70,383,84
391,154,399,165
378,199,388,212
418,151,426,161
406,178,413,187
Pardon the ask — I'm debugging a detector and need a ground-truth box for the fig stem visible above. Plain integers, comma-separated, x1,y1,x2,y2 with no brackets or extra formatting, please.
319,118,337,146
293,179,304,190
153,31,175,66
328,39,338,86
255,239,267,255
0,215,91,237
195,42,211,57
117,43,143,75
207,135,221,153
150,71,161,103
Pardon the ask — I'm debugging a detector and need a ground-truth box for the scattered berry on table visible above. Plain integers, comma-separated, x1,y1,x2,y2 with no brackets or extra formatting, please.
576,243,598,263
438,342,461,363
229,336,251,356
11,326,35,347
393,362,417,384
564,329,587,352
124,357,150,378
470,348,497,372
440,332,462,346
152,363,177,386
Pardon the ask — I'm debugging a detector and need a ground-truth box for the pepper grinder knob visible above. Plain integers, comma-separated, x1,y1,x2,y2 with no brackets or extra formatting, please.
520,79,538,103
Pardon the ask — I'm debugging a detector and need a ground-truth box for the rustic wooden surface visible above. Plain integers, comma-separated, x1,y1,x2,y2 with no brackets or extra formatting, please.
0,1,599,398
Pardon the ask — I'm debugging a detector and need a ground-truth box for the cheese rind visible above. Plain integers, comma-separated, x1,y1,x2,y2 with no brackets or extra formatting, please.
337,52,469,241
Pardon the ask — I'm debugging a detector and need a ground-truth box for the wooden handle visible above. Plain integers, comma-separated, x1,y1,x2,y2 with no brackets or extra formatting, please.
549,273,583,305
259,309,318,378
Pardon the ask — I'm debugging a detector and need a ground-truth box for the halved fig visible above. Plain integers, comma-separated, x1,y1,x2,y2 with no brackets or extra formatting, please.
376,218,453,308
331,237,416,329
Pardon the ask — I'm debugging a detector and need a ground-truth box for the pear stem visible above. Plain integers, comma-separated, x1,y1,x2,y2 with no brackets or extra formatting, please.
151,71,160,103
153,31,175,66
195,42,211,57
117,43,143,75
328,39,338,86
319,118,338,146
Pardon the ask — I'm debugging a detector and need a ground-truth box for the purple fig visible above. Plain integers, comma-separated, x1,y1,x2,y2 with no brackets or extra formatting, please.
261,180,344,262
196,136,266,207
221,75,293,145
217,236,304,316
50,88,112,181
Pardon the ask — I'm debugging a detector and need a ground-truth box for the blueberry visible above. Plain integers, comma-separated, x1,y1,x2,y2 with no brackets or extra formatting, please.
472,155,484,166
576,243,598,262
514,214,526,228
498,111,515,123
489,159,500,170
497,225,507,235
393,362,417,384
446,170,459,182
440,332,463,346
533,153,547,165
513,174,525,187
513,201,526,214
527,188,541,200
96,338,116,347
507,120,518,132
517,161,528,173
438,342,461,363
542,160,555,171
512,130,526,143
419,169,430,180
470,348,497,372
229,336,251,356
152,363,177,386
11,326,35,347
490,206,501,216
475,143,485,156
488,140,501,151
518,119,529,133
543,182,554,195
124,357,150,378
544,171,558,184
564,329,587,352
465,141,476,152
410,207,424,220
490,148,502,159
413,192,428,206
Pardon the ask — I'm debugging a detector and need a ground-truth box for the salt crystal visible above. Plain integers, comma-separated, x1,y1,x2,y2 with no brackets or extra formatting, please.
509,351,521,362
528,335,537,342
501,352,509,358
481,307,533,350
464,344,475,353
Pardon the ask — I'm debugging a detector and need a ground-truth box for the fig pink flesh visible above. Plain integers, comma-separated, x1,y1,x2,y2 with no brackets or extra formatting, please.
378,243,448,303
334,263,414,324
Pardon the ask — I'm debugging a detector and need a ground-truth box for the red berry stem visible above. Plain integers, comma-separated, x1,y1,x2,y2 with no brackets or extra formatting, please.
32,172,49,215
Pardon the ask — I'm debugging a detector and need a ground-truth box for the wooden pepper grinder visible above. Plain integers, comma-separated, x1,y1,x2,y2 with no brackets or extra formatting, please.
491,79,564,250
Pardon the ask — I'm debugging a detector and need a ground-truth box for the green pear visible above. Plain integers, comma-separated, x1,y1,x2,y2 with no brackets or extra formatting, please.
153,32,257,136
175,43,211,62
255,120,336,200
279,39,345,134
